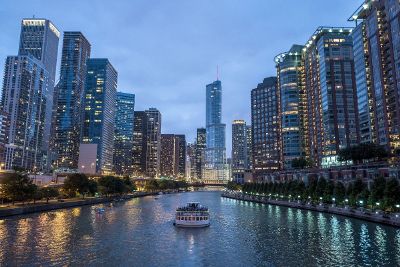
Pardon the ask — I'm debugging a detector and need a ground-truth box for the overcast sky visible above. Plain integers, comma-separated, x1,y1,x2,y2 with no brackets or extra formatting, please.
0,0,361,155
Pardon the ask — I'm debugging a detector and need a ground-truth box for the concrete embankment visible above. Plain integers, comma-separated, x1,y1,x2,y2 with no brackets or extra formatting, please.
222,192,400,227
0,192,155,218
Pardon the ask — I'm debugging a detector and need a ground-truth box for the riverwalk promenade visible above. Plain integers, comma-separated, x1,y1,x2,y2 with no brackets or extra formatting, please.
0,192,155,218
222,191,400,227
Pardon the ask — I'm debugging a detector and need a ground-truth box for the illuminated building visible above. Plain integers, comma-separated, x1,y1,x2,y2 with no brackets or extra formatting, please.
132,111,148,177
160,134,186,178
113,92,135,175
349,0,400,152
204,80,229,183
80,58,117,174
232,120,247,183
195,128,206,179
54,32,91,170
1,55,50,171
275,44,308,169
246,125,253,170
145,108,162,178
251,77,281,180
303,27,359,167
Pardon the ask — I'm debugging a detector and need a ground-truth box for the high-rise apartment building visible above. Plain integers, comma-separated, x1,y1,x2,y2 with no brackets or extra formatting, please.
145,108,162,178
251,77,280,180
80,59,117,174
246,125,253,170
160,134,186,178
114,92,135,175
350,0,400,152
1,56,50,171
232,120,247,183
275,44,308,169
1,18,59,171
195,128,206,179
54,32,91,170
132,111,148,177
304,27,359,167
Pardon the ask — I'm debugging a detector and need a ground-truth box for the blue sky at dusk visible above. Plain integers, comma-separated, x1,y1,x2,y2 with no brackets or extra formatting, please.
0,0,361,155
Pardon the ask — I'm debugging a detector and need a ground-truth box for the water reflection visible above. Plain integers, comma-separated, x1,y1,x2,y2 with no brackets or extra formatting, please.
0,192,399,266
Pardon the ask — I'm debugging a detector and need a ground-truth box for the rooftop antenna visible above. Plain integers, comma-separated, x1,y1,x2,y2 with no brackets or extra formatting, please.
33,14,35,18
217,65,219,81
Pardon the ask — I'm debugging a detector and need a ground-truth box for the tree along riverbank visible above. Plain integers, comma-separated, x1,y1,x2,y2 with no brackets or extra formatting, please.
0,192,156,218
222,191,400,227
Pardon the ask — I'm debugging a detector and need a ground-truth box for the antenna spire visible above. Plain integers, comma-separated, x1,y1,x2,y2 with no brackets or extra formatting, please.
217,65,219,81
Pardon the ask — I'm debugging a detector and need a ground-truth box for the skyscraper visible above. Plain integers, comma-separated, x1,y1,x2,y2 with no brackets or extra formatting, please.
145,108,161,178
205,80,226,165
1,18,59,171
160,134,186,178
1,56,50,171
80,58,117,174
114,92,135,175
304,27,359,167
251,77,280,180
350,0,400,152
275,44,308,169
54,32,91,170
204,80,229,183
19,18,60,170
232,120,247,184
132,111,148,177
195,128,206,179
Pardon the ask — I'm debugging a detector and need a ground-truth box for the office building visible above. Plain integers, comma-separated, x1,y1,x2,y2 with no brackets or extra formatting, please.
160,134,186,178
246,125,253,170
114,92,135,175
350,0,400,152
195,128,206,179
251,77,280,180
54,32,91,170
80,58,117,174
275,44,308,169
132,111,148,177
232,120,247,183
304,27,359,167
145,108,162,178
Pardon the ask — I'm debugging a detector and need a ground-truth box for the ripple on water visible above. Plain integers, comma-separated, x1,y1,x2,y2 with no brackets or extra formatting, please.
0,192,399,267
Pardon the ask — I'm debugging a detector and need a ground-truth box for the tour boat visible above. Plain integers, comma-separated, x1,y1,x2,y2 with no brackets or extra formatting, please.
174,202,210,228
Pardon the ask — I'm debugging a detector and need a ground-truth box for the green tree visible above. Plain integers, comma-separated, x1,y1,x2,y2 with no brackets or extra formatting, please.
123,177,136,193
384,178,400,210
333,182,346,203
369,176,386,204
0,172,36,204
40,187,59,203
144,179,159,192
63,173,90,198
291,157,313,169
316,177,327,200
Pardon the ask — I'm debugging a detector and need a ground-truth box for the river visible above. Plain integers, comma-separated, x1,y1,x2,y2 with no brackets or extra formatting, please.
0,191,399,266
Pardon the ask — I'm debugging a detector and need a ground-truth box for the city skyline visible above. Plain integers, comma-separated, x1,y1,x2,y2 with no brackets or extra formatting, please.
0,0,361,154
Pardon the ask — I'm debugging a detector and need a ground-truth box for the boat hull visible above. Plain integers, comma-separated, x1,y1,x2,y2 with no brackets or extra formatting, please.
174,221,210,228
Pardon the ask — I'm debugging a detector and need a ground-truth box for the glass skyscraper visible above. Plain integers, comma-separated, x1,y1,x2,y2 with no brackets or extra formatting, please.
195,127,206,179
275,45,308,169
1,18,59,171
114,92,135,175
350,0,400,152
232,120,247,183
54,32,91,170
132,111,148,177
304,27,359,168
81,58,117,174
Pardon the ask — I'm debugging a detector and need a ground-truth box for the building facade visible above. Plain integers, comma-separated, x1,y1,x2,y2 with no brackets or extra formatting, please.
275,44,308,169
232,120,247,183
304,27,359,168
80,58,117,174
160,134,186,178
145,108,162,178
246,125,253,170
53,32,91,170
195,127,206,179
251,77,281,180
114,92,135,175
350,0,400,152
1,56,50,171
132,111,148,177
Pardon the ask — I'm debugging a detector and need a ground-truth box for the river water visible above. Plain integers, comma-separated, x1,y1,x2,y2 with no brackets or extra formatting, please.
0,191,399,266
